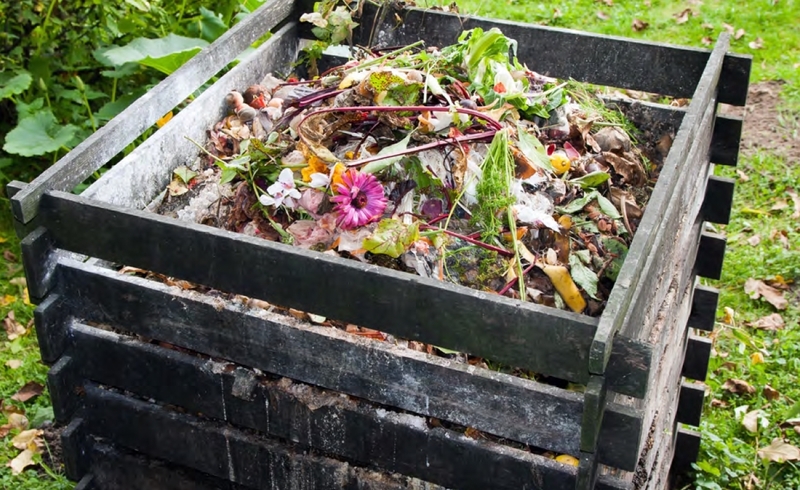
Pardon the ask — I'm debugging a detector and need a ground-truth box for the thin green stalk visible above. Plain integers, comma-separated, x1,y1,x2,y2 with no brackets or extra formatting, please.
35,0,61,56
81,92,97,132
111,78,117,103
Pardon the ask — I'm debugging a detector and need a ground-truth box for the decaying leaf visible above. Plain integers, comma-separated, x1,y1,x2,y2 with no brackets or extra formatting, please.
763,385,780,401
5,359,22,369
722,378,756,395
632,19,649,31
748,37,764,49
742,409,762,433
701,37,713,46
11,429,43,451
4,311,26,340
746,234,761,246
674,8,692,24
787,188,800,218
734,28,746,40
748,313,785,331
7,448,37,475
710,398,729,408
11,381,44,403
596,11,609,21
744,278,788,310
770,229,790,249
0,413,29,438
750,352,764,365
758,438,800,463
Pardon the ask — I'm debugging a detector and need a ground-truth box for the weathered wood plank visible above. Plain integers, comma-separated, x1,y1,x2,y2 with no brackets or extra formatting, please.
33,294,68,364
67,323,630,489
20,227,56,302
694,232,727,280
84,385,450,490
83,22,300,210
670,427,701,477
676,382,705,427
62,417,91,482
48,355,81,424
701,175,736,225
90,443,251,490
55,259,643,470
9,0,295,225
347,3,750,105
589,35,728,381
682,336,713,381
688,284,719,332
710,115,743,166
39,191,650,393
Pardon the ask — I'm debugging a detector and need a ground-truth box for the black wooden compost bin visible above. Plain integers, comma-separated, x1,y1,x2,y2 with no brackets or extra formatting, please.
8,1,750,488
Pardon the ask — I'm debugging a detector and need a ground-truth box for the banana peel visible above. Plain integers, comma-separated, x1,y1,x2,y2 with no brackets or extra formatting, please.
537,260,587,313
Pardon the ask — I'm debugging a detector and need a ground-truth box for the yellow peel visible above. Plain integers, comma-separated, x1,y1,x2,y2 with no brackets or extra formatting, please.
538,262,587,313
555,454,579,466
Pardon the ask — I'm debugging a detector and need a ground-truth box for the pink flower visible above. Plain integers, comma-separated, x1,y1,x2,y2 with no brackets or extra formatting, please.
331,169,387,229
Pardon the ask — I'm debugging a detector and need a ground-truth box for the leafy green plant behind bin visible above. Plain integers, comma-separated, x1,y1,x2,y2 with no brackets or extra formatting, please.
0,0,266,190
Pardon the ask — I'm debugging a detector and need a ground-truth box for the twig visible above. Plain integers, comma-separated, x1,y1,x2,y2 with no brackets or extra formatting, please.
420,224,513,257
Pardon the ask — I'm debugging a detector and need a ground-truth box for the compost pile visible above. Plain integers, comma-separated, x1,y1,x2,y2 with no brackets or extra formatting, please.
162,21,657,318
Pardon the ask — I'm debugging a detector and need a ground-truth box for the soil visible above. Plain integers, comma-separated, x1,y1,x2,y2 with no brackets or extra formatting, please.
40,423,64,474
722,80,800,162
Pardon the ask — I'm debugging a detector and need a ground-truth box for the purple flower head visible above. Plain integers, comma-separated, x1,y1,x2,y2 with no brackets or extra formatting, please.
331,169,387,229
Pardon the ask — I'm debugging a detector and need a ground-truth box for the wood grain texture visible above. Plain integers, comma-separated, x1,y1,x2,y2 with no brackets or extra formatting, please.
676,382,705,427
682,336,713,382
66,322,630,489
710,115,743,166
9,0,294,224
38,190,650,393
589,35,728,380
694,232,727,280
670,428,701,477
82,22,300,210
53,259,643,470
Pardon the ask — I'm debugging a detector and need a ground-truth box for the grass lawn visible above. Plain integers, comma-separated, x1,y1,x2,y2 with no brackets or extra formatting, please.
1,0,799,488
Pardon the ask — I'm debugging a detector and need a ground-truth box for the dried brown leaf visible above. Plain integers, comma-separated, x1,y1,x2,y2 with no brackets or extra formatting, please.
674,8,692,24
736,169,749,181
599,0,613,6
4,311,26,340
11,381,44,403
734,28,746,40
632,19,649,31
771,199,789,211
758,438,800,462
596,10,610,20
702,22,714,30
701,36,713,46
710,398,729,408
749,37,764,49
5,359,22,369
552,8,562,18
7,448,37,475
747,235,761,246
742,409,761,433
11,429,43,451
763,385,781,401
4,250,17,262
744,278,788,310
787,188,800,218
722,378,755,395
748,313,785,331
722,23,735,34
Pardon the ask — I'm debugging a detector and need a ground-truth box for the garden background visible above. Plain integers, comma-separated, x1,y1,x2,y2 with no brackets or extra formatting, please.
1,0,798,488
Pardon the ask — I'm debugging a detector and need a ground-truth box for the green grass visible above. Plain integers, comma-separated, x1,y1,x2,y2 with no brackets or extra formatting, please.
2,0,800,488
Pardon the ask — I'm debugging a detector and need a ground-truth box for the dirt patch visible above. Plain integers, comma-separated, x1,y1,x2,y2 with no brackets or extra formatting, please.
40,423,64,474
722,81,800,162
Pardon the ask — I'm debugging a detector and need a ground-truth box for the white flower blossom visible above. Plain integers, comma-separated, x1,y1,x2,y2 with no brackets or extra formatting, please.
260,168,300,209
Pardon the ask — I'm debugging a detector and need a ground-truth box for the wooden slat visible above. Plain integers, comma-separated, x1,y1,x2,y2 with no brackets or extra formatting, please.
676,382,706,427
55,259,643,470
710,115,743,166
38,191,650,393
682,336,712,381
82,22,300,210
62,417,91,482
9,0,295,225
348,2,750,105
83,385,448,490
33,294,68,364
670,428,701,476
688,284,719,332
20,226,56,302
48,355,80,424
590,34,728,387
694,232,726,280
66,323,630,490
701,175,736,224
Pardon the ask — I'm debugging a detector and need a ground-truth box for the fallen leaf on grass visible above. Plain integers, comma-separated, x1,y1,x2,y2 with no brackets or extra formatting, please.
11,381,44,403
758,438,800,462
736,169,749,181
4,311,26,340
5,359,22,369
770,229,790,249
596,11,609,20
0,294,16,306
748,313,785,331
722,306,736,325
744,278,788,310
747,235,761,246
722,23,735,34
710,398,729,408
4,250,17,262
701,22,714,30
787,188,800,218
745,473,760,490
722,378,756,395
11,429,43,451
763,385,780,401
598,0,613,6
771,199,788,211
0,413,29,437
7,448,37,475
674,8,693,24
742,409,763,432
734,28,746,40
701,37,713,46
750,352,764,365
749,37,764,49
632,19,648,31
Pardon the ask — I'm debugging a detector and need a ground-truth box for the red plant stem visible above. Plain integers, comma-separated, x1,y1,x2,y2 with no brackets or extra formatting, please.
420,224,513,257
497,261,537,296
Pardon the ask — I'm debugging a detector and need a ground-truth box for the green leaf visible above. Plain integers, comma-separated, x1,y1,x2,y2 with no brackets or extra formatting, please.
516,126,555,174
30,406,54,428
100,35,209,75
363,219,420,258
174,165,198,184
124,0,151,11
596,193,622,219
188,7,229,42
569,253,599,299
601,238,628,281
0,71,33,100
220,166,237,184
559,191,598,214
362,133,413,174
96,91,145,121
3,111,79,157
570,170,610,189
15,98,44,119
